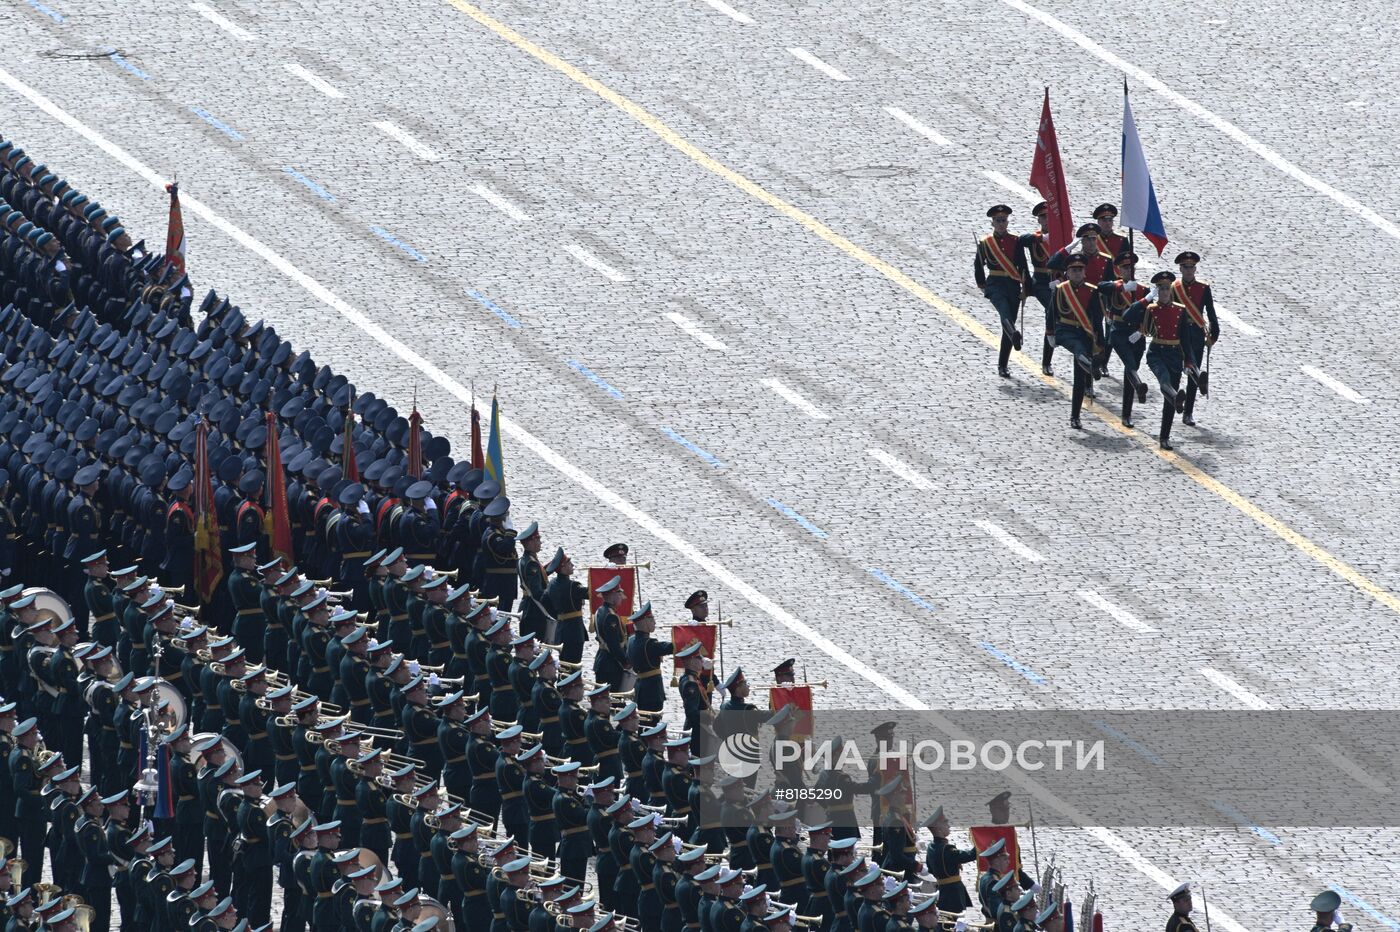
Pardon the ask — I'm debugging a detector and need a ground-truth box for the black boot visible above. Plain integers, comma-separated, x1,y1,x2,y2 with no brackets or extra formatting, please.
1041,337,1054,376
1121,383,1134,427
1159,403,1174,450
1183,381,1197,426
998,335,1013,377
1071,371,1086,429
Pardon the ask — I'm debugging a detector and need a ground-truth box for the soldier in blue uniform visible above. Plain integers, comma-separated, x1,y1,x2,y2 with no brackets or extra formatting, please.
1096,254,1151,427
398,481,440,566
161,469,195,590
974,205,1029,378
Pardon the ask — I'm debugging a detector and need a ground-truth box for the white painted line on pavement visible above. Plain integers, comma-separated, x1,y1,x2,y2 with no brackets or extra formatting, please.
1216,306,1261,337
1001,0,1400,246
982,169,1038,204
471,183,532,222
283,63,345,99
884,106,952,147
370,121,441,162
975,520,1045,562
1076,589,1156,633
565,243,629,282
1301,365,1368,404
664,312,729,352
188,2,255,40
786,48,852,82
866,448,934,490
1201,667,1274,710
0,66,1250,931
762,378,830,419
696,0,753,24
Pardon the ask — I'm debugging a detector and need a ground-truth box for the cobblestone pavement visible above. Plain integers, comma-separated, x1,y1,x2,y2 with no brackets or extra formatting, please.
3,0,1399,926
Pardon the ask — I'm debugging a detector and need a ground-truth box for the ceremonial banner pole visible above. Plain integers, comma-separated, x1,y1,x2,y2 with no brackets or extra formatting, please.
1028,800,1042,879
1201,883,1213,932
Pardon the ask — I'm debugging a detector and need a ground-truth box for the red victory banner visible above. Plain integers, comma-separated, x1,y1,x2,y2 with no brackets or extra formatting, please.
263,411,294,564
470,401,485,470
969,825,1022,873
587,565,637,632
1029,88,1075,253
878,757,917,822
670,623,717,672
163,181,186,278
192,418,223,604
768,684,814,737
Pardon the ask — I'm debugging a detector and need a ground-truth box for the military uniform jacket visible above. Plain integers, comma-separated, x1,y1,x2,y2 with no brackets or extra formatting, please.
553,786,593,858
1166,914,1198,932
516,550,550,634
84,575,117,645
626,631,673,712
927,837,977,913
479,524,518,600
592,605,627,680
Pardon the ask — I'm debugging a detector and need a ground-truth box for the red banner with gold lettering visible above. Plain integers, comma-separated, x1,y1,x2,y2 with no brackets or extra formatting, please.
768,684,814,737
671,623,717,672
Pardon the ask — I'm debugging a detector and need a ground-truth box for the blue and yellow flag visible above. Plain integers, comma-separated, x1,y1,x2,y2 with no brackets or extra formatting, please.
485,391,505,492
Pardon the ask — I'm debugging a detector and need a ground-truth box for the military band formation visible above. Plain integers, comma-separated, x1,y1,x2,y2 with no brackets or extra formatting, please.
0,134,1348,932
974,203,1220,449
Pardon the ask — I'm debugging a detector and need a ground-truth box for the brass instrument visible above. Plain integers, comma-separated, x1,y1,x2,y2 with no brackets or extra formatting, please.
792,916,826,929
171,602,202,618
309,578,334,587
608,691,635,703
6,856,24,888
433,569,460,582
938,912,994,930
663,619,733,628
160,585,187,598
757,681,828,689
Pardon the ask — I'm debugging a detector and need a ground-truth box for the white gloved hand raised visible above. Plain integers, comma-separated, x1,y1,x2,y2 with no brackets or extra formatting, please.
955,920,969,932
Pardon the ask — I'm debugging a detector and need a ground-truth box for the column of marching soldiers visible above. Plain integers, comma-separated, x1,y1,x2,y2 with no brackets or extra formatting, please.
974,202,1221,450
0,140,1346,932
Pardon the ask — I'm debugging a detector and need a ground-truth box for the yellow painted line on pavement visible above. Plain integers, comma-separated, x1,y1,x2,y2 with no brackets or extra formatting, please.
439,0,1400,616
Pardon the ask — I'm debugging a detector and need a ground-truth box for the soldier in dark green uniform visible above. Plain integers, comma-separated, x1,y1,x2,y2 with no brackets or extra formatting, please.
676,642,712,755
591,577,629,691
495,725,529,848
544,548,587,666
1307,890,1343,932
625,603,672,714
551,759,591,883
514,521,551,640
73,787,116,931
234,771,274,926
81,550,119,648
227,542,264,664
923,806,976,915
522,745,558,861
719,668,756,712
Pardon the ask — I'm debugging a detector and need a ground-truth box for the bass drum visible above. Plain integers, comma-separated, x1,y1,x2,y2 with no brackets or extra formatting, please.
190,732,245,773
416,896,455,932
21,587,74,626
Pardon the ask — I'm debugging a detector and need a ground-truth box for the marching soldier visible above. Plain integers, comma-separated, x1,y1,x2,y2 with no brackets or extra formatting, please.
464,707,501,826
234,770,274,926
8,717,44,886
1166,883,1197,932
545,548,588,665
720,668,756,712
553,759,593,883
81,549,118,648
234,471,267,559
1171,252,1220,427
161,469,195,591
1091,204,1131,262
479,496,518,612
924,806,977,914
974,205,1029,378
676,642,713,755
73,788,116,931
1023,204,1057,375
592,576,629,691
625,602,672,714
1096,252,1151,425
496,725,530,846
227,542,264,664
1124,272,1190,450
515,521,551,640
1050,255,1106,430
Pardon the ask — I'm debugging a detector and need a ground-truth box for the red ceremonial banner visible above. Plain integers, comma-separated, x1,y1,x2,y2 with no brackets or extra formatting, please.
470,404,485,471
192,419,223,604
768,684,814,737
407,406,423,479
969,825,1021,873
1029,89,1075,253
264,412,294,564
671,624,717,672
878,754,917,818
587,566,637,632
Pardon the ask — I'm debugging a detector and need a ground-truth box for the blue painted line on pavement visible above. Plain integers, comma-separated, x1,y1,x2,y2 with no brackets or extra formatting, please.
660,427,725,469
26,0,64,23
1091,720,1165,767
767,499,828,539
103,48,150,80
282,167,335,202
467,289,521,329
977,642,1047,685
867,569,935,612
1332,885,1400,930
1207,800,1281,845
369,225,427,263
189,107,244,141
568,360,623,400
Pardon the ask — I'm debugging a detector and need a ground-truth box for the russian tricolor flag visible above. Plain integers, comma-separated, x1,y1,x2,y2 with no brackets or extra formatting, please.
1121,81,1169,255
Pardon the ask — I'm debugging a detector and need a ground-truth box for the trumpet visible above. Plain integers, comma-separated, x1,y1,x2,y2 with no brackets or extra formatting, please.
609,691,635,703
792,915,825,929
159,585,187,598
757,681,828,689
433,569,459,582
664,619,733,628
171,602,203,618
309,578,334,587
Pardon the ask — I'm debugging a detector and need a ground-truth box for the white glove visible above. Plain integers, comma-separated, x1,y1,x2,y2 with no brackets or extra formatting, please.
368,638,379,650
358,501,370,517
408,660,421,676
424,498,437,512
1129,332,1142,343
1146,285,1158,302
956,920,969,932
316,587,328,599
672,835,683,853
151,585,164,599
0,568,10,577
165,598,175,610
428,673,440,687
1031,882,1042,895
701,658,713,671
